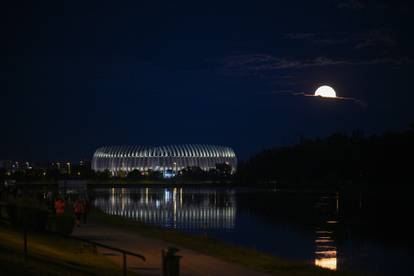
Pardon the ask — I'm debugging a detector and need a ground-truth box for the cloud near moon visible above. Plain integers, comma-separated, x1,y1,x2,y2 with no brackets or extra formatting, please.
272,86,366,106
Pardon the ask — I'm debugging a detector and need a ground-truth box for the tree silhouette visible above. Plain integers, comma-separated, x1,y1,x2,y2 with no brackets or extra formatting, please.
236,124,414,193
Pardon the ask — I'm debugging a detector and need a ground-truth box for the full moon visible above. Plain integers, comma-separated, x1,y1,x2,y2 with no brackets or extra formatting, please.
315,85,336,98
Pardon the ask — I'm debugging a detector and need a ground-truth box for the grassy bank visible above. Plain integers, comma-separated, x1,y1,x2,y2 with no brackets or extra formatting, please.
90,209,355,276
0,226,126,275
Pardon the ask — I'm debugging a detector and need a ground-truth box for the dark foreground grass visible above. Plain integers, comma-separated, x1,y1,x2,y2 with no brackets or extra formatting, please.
91,209,358,276
0,225,127,275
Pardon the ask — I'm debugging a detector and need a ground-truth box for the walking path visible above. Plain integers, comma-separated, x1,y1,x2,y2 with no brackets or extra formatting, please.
72,222,270,276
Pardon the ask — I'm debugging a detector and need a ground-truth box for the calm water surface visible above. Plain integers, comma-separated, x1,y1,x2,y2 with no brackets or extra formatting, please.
91,187,412,275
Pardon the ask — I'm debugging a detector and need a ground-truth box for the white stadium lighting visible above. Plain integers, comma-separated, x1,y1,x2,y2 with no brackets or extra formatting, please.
92,144,237,176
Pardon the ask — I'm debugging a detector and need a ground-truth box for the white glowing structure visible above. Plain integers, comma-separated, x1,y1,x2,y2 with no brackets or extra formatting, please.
92,144,237,175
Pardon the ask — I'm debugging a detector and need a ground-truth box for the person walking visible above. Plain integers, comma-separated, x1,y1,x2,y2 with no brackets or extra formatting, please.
73,198,84,227
54,197,65,216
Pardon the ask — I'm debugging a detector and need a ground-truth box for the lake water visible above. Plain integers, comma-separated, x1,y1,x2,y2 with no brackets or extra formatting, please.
90,187,413,275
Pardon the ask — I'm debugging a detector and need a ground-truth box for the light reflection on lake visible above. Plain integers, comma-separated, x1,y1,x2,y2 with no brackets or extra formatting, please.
313,194,338,270
93,187,236,230
91,187,412,275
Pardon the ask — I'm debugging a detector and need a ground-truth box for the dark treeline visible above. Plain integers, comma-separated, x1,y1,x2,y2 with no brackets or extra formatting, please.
236,125,414,192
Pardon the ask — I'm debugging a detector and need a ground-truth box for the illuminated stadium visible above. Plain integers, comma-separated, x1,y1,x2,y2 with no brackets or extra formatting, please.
91,145,237,176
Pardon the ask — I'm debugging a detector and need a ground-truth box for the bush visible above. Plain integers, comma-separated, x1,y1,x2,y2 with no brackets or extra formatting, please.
5,196,49,232
6,204,18,224
23,207,49,232
6,204,49,232
54,214,75,235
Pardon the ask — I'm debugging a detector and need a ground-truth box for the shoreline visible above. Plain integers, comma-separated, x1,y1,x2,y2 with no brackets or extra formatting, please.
89,208,353,276
12,179,340,192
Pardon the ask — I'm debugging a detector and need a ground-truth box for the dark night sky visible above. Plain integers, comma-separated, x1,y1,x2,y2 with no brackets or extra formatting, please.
1,0,413,162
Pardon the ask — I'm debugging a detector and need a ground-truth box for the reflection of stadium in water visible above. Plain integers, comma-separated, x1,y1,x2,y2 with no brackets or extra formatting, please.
93,187,236,230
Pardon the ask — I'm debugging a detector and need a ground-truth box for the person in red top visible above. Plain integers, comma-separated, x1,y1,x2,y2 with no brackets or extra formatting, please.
54,197,65,216
73,198,84,227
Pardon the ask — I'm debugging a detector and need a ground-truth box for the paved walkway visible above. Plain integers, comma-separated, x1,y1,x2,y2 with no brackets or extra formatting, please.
72,222,270,276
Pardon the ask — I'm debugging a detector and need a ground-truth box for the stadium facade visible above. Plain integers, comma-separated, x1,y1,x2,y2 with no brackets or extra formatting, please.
91,144,237,176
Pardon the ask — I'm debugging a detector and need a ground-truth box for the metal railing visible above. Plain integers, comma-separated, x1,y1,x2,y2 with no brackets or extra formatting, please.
52,231,146,275
0,202,146,276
